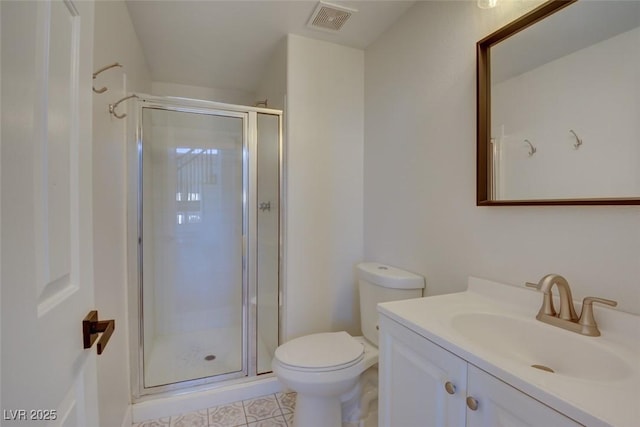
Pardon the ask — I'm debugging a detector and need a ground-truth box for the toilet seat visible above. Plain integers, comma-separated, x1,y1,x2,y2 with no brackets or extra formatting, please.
274,331,364,372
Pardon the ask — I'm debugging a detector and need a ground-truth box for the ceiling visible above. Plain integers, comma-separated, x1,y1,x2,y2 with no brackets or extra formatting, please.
126,1,416,94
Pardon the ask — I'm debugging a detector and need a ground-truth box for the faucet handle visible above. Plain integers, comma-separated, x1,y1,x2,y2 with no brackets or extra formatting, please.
583,296,617,308
578,297,618,337
525,282,540,289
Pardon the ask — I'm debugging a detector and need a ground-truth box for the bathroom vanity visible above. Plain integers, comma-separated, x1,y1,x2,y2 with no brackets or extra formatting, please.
377,277,640,427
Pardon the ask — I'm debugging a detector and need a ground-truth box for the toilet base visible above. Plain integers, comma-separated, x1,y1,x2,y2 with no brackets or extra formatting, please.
293,394,342,427
342,366,378,427
343,399,378,427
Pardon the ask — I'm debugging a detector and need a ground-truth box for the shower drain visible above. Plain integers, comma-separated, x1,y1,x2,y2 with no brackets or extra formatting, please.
204,354,216,361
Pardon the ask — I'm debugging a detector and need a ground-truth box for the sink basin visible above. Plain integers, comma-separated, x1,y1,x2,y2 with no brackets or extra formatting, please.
451,312,632,382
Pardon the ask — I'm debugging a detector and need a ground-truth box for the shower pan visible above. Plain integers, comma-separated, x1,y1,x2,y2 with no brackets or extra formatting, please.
127,95,283,398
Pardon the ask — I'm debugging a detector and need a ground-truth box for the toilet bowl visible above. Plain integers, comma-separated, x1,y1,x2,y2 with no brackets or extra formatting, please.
273,263,425,427
273,333,378,427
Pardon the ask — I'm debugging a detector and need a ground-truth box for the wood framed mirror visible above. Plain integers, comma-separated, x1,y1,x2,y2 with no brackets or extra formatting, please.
477,0,640,206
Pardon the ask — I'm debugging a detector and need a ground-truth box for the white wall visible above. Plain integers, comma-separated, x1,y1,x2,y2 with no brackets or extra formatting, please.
151,81,255,107
364,1,640,314
285,34,364,339
254,37,287,111
92,1,151,425
493,27,640,200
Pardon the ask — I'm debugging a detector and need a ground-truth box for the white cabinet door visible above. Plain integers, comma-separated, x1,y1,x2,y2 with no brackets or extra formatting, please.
1,1,99,426
466,365,582,427
379,316,467,427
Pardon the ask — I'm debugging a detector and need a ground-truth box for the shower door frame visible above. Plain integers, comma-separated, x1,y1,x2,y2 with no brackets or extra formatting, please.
127,94,284,399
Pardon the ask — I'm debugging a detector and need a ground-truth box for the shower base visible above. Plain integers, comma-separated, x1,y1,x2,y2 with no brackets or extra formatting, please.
145,327,272,388
131,375,282,423
134,327,279,423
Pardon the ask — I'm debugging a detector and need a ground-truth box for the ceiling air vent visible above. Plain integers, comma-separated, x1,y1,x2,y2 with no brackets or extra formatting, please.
307,2,357,32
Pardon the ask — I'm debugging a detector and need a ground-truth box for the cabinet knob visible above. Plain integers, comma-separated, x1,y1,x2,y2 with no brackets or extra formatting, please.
444,381,456,395
466,396,479,411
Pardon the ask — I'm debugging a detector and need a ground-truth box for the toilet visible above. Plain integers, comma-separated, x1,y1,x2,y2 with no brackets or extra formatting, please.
272,262,425,427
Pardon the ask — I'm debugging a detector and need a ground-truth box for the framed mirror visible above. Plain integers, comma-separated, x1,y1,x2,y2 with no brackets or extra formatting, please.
477,0,640,205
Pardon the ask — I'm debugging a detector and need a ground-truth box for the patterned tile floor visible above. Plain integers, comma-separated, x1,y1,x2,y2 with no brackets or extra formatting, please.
132,392,296,427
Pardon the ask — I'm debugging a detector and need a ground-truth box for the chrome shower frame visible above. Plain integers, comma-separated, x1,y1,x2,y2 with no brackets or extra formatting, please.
126,94,284,400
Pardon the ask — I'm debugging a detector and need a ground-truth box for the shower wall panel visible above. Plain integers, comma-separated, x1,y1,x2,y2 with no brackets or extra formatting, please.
256,113,281,374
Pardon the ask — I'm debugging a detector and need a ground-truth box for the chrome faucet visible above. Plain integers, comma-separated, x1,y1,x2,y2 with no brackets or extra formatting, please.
526,274,617,337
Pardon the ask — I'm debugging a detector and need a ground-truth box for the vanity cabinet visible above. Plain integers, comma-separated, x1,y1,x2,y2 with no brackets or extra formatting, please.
379,315,582,427
378,313,467,427
466,365,581,427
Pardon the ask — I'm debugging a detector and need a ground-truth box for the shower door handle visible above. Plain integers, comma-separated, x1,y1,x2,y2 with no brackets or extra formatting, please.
259,201,271,212
82,310,115,355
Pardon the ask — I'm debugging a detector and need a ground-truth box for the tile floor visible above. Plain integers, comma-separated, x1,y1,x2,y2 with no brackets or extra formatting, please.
132,392,296,427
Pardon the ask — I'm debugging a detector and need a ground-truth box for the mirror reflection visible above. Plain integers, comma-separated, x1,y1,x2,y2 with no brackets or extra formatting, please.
487,0,639,202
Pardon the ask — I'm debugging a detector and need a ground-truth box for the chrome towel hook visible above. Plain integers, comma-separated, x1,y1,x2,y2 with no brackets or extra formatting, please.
569,129,583,149
524,139,537,157
109,94,138,119
93,62,122,94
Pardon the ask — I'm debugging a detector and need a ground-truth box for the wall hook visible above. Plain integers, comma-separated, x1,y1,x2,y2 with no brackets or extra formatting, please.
109,94,138,119
524,139,537,157
570,129,582,149
93,62,122,94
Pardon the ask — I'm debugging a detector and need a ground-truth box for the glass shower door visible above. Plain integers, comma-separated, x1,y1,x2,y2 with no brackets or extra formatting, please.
140,107,247,388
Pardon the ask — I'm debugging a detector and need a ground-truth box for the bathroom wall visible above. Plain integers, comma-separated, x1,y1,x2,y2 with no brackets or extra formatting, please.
285,34,364,339
254,37,287,111
151,81,255,107
92,1,151,426
364,1,640,314
492,26,640,200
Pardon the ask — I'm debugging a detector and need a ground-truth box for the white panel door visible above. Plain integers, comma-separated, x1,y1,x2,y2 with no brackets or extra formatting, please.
1,1,99,426
466,365,582,427
378,316,467,427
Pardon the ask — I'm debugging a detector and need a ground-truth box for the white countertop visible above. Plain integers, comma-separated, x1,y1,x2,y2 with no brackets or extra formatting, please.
377,277,640,427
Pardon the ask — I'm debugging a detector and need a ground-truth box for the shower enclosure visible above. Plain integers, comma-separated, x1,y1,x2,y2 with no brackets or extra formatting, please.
127,95,282,397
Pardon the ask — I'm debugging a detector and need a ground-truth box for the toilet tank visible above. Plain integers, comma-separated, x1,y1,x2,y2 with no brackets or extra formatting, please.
357,262,425,347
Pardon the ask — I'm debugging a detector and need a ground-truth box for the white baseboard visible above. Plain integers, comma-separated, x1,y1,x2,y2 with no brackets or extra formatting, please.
120,405,132,427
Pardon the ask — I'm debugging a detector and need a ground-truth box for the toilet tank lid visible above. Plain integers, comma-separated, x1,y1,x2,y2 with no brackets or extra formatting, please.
357,262,425,290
